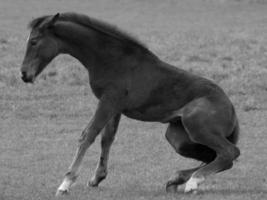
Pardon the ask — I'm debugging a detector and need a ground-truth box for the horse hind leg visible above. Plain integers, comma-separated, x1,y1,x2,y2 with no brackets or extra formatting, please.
165,121,216,192
184,138,240,193
166,165,203,193
182,112,240,193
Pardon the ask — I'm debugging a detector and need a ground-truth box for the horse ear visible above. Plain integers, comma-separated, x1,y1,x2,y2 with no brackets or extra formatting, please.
46,13,60,29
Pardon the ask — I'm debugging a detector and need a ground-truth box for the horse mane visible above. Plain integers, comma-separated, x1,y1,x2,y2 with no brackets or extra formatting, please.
29,12,156,56
28,15,50,29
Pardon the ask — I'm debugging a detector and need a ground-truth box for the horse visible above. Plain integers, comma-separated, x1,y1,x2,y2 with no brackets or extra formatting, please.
21,12,240,196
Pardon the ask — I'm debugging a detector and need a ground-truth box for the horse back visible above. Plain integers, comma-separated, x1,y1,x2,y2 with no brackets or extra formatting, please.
122,60,232,122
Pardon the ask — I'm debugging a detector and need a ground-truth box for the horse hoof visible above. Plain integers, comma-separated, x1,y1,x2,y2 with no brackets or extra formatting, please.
166,183,177,193
88,175,106,187
184,176,204,194
184,184,197,193
185,189,198,195
87,180,99,187
55,189,69,197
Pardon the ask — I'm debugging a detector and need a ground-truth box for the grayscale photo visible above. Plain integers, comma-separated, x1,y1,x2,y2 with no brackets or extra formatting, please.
1,0,267,199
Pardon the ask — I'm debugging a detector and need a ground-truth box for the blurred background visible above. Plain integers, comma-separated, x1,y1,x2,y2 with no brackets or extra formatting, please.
0,0,267,200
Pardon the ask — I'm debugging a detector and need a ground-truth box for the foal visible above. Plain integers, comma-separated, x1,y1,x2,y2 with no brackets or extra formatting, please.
21,12,240,195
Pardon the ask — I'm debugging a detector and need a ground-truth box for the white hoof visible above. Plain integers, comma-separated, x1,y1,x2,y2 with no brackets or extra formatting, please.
184,176,204,193
55,188,69,196
56,179,73,196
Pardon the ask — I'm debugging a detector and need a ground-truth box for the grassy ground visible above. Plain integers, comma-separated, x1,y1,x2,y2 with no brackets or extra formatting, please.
1,0,267,200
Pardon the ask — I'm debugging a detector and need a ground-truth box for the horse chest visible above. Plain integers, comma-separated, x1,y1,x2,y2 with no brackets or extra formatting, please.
89,79,111,99
90,85,104,99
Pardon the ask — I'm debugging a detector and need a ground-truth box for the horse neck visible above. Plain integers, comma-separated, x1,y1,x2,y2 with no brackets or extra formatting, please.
55,20,160,87
54,22,97,68
55,21,130,72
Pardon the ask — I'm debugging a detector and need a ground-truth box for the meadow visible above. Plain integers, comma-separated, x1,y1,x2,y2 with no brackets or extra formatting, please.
0,0,267,199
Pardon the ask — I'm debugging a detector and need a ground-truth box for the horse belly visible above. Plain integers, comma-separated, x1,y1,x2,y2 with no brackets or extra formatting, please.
122,105,176,122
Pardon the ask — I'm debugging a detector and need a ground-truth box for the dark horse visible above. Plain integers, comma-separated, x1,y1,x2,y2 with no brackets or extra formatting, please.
21,12,240,195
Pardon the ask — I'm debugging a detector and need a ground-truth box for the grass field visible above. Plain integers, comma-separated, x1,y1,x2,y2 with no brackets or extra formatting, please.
1,0,267,199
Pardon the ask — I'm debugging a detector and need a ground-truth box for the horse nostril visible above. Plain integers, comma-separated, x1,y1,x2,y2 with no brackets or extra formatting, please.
21,71,26,78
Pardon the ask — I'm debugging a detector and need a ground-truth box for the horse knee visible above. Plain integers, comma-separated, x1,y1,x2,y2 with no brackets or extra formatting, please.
219,156,234,170
222,145,240,160
229,145,240,160
217,146,240,170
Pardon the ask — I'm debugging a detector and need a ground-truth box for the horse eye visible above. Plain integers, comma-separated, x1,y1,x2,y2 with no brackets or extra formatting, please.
30,39,38,46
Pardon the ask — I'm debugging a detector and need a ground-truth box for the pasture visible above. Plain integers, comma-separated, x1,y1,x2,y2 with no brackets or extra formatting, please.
1,0,267,199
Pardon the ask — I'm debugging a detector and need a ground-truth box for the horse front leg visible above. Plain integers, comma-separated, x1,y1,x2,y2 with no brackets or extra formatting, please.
88,114,121,187
56,96,120,196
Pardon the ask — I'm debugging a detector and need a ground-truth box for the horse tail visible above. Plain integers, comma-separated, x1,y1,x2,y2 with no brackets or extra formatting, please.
227,119,240,145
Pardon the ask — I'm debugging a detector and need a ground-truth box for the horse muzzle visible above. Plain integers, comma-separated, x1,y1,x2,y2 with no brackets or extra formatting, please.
21,71,34,83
